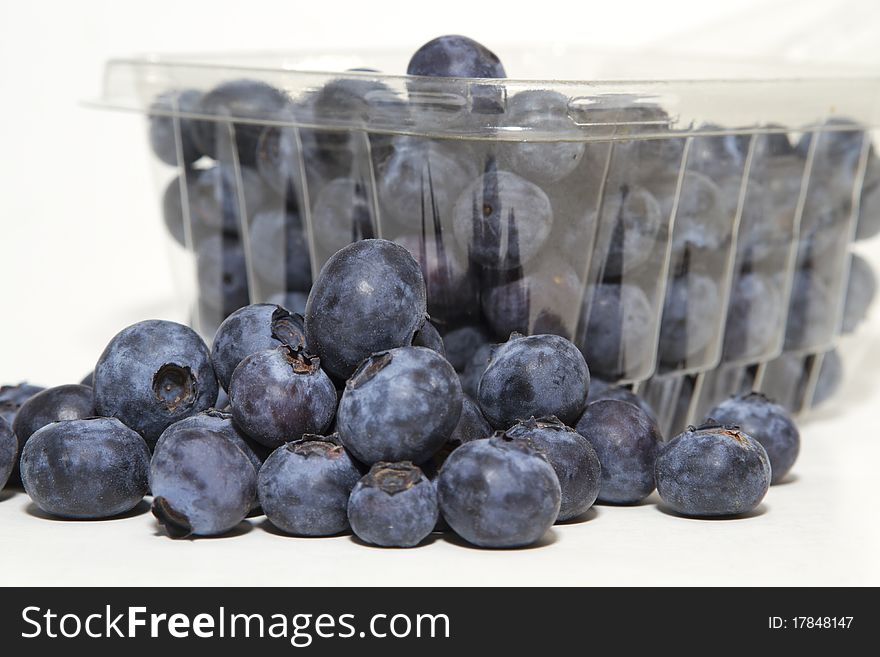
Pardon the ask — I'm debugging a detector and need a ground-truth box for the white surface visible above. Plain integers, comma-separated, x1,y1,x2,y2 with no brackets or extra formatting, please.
2,0,879,586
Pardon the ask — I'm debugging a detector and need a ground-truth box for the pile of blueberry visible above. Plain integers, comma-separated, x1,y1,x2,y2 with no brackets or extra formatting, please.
0,35,868,547
148,34,877,425
2,237,803,547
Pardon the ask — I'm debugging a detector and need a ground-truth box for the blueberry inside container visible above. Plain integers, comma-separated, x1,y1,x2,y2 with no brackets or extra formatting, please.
91,48,880,419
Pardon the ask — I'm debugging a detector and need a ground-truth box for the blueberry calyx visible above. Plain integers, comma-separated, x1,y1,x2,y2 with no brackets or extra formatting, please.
303,431,344,447
692,418,740,432
203,408,232,420
691,419,749,444
286,439,344,460
280,345,321,375
514,416,571,433
151,496,193,539
270,306,305,348
362,462,422,495
346,352,394,390
490,432,540,456
152,364,197,412
740,391,775,404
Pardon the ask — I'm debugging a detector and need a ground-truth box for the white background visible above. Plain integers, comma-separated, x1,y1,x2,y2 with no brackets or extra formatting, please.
1,0,878,586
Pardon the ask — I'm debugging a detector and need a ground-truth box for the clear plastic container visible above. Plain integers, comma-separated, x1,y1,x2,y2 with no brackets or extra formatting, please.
92,48,880,402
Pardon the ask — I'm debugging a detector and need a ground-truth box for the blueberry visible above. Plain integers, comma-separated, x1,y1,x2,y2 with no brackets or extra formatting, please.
424,394,491,473
459,341,494,398
784,267,834,351
655,422,771,517
615,140,687,189
500,90,584,185
442,324,490,372
856,149,880,241
481,259,581,338
196,233,250,316
407,35,505,79
258,437,361,536
586,381,657,424
258,124,348,199
477,333,590,429
446,394,490,447
94,320,219,447
249,208,312,293
156,409,269,476
162,176,186,246
657,269,720,367
161,176,198,248
304,239,427,381
796,119,865,167
211,303,306,391
0,382,45,408
812,349,843,407
148,89,203,166
0,416,15,489
255,125,303,197
584,103,683,180
692,128,792,178
337,346,462,464
654,171,728,255
12,384,95,454
379,137,479,231
577,283,655,381
151,423,257,537
737,157,805,263
722,271,784,363
575,399,661,504
298,74,400,181
707,392,799,485
453,170,553,270
0,382,44,482
550,190,602,270
266,290,309,316
752,129,796,159
193,79,291,165
663,386,694,441
797,182,852,256
586,377,610,396
687,129,750,179
411,320,446,357
348,461,438,547
229,346,337,449
437,434,560,548
22,418,150,519
311,177,377,255
190,165,273,237
589,183,663,279
759,352,810,414
504,416,601,522
843,252,876,334
395,233,479,325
